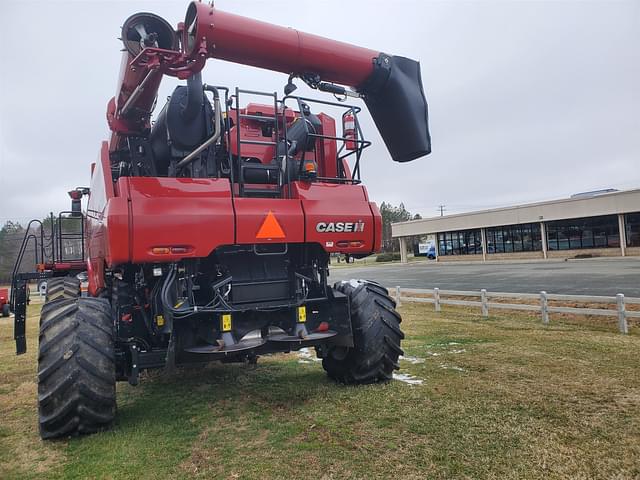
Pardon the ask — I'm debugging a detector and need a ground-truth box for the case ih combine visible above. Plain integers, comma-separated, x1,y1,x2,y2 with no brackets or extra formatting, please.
9,2,430,439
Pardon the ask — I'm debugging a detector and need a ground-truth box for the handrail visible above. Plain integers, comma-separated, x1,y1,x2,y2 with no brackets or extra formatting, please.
10,220,45,308
9,212,86,309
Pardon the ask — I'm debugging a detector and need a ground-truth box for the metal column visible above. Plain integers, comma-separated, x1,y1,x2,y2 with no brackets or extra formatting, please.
618,214,627,257
480,228,487,262
399,237,408,263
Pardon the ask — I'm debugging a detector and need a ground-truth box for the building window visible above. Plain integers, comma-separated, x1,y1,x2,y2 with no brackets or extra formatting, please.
486,223,541,254
437,229,482,255
546,215,619,250
626,212,640,247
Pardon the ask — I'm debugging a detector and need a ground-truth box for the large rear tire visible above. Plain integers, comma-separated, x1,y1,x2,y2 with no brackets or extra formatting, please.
322,280,404,384
2,303,9,317
45,276,80,302
38,297,116,439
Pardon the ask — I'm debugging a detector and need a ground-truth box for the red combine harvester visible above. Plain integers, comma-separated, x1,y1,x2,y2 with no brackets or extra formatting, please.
9,2,430,439
0,288,10,317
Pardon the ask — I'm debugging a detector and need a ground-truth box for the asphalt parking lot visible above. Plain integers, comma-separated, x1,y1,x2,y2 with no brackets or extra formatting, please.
330,257,640,297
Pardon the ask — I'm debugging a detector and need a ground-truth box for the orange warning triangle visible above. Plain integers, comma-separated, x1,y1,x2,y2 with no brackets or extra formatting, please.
256,211,285,239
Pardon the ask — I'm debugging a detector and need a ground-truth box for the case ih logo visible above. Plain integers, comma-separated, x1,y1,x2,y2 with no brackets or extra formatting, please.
316,221,365,233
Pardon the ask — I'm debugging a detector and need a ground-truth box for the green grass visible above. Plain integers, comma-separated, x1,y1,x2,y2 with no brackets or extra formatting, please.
1,303,639,479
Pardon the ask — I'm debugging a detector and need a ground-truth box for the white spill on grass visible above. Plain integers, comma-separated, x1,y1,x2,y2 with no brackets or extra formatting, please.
393,373,424,385
297,347,322,363
395,343,468,383
295,349,427,385
439,364,465,372
424,345,466,357
295,345,459,383
399,355,425,364
423,341,462,348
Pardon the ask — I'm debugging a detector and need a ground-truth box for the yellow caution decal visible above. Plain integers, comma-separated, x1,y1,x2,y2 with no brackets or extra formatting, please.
298,306,306,323
221,313,232,332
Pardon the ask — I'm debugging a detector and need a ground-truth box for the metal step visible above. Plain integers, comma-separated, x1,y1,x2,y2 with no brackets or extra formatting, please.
241,187,281,198
238,139,278,146
238,113,278,123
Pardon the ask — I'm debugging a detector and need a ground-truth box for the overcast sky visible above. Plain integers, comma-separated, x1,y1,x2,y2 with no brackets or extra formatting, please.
0,0,638,224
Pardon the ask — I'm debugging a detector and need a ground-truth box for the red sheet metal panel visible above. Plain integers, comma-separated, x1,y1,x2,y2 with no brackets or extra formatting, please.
291,182,378,254
128,177,235,262
234,198,305,244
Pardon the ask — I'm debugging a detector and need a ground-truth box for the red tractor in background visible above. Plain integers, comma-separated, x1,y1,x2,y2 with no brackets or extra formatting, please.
0,288,10,317
9,2,430,439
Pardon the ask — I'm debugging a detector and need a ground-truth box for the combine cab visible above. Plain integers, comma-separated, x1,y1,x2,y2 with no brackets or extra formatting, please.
10,2,431,439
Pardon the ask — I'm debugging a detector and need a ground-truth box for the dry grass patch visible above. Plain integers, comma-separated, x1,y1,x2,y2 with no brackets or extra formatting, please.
0,306,68,479
0,300,638,479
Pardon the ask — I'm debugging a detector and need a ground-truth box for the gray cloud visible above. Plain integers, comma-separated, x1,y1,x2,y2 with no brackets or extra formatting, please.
0,0,638,224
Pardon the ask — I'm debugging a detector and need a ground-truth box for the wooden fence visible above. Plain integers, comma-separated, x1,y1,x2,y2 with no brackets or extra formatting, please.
392,287,640,334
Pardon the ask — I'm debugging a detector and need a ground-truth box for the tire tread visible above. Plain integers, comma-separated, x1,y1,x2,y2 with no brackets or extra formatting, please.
322,280,404,384
38,296,115,439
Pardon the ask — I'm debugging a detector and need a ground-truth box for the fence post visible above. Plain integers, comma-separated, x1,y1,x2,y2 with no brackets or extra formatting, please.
616,294,628,334
395,286,401,307
434,287,441,312
540,291,549,325
481,289,488,318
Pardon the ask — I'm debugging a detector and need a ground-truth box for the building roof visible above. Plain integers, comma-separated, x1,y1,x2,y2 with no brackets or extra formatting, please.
392,188,640,238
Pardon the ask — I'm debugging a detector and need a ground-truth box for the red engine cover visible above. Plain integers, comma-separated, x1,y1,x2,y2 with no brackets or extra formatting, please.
86,155,382,294
290,182,380,254
234,198,304,244
128,177,235,262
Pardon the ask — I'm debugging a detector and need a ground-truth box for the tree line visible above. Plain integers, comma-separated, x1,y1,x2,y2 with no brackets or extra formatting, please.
379,202,422,253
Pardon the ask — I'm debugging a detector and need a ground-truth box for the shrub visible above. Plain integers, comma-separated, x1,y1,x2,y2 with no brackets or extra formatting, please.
376,252,401,262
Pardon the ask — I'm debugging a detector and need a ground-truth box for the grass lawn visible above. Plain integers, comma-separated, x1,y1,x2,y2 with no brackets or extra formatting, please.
1,302,638,479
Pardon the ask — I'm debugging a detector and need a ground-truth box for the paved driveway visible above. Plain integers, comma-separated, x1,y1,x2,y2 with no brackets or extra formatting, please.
329,258,640,296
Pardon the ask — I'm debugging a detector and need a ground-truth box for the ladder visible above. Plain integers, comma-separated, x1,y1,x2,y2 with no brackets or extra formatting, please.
234,88,284,198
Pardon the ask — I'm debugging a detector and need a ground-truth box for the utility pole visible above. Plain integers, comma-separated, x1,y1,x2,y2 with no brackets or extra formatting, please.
438,205,446,217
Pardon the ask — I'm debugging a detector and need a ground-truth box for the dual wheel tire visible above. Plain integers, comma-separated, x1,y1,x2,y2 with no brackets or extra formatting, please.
44,276,81,302
37,276,116,439
322,280,405,384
